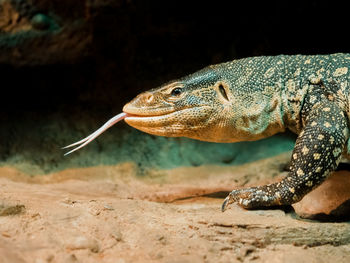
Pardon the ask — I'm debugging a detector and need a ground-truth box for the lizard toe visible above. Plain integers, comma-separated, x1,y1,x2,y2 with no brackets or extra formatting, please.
222,188,255,211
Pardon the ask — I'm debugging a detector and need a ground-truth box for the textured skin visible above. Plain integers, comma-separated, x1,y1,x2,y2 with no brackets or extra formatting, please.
123,53,350,210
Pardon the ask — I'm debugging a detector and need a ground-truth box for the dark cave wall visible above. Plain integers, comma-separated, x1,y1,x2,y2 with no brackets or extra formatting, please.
0,0,349,174
2,0,350,112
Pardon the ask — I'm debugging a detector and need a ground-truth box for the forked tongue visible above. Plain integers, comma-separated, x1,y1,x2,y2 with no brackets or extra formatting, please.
63,112,127,156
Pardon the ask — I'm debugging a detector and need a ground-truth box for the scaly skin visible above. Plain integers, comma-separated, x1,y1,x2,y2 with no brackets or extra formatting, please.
122,53,350,211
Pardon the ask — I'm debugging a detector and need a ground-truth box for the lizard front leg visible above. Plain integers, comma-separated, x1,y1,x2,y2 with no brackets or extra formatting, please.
222,101,349,211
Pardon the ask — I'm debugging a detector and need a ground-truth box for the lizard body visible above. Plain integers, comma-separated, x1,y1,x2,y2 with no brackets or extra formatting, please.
65,53,350,211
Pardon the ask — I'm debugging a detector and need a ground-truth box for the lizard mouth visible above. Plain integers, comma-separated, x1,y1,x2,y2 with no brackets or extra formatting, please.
124,112,170,118
123,106,207,122
123,106,212,135
124,111,176,124
122,102,177,117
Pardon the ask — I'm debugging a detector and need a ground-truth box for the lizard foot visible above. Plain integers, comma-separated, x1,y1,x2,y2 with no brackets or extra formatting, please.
222,186,279,211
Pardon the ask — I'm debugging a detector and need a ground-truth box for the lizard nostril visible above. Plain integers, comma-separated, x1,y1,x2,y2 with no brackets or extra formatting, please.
144,93,154,103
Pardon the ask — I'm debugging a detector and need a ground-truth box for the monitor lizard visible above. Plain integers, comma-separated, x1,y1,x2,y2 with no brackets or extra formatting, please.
64,53,350,212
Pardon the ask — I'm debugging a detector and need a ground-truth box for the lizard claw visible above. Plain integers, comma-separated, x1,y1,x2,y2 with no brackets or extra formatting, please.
221,188,256,211
221,193,234,212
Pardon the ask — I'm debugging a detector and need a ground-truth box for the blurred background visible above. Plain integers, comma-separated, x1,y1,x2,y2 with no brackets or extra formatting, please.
0,0,348,175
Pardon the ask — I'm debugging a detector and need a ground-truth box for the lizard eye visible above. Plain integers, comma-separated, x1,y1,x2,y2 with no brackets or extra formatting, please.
171,87,183,96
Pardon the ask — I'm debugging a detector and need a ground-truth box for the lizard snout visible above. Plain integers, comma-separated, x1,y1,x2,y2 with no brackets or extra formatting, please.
123,92,154,113
143,92,154,103
136,91,154,104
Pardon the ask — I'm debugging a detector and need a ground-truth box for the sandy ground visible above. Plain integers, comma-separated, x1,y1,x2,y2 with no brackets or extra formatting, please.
1,153,350,263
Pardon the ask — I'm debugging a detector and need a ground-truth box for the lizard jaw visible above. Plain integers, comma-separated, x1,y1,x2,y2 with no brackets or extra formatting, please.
123,106,212,138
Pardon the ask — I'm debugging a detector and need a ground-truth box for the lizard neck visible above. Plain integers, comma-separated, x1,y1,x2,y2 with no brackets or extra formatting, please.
227,86,287,142
229,55,310,136
212,56,289,142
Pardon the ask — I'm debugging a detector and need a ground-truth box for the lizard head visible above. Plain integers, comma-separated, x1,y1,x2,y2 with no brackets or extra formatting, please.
64,58,286,155
123,67,241,142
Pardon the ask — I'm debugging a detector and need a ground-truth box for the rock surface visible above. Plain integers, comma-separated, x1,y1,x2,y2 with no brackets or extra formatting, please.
293,171,350,221
0,153,349,262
